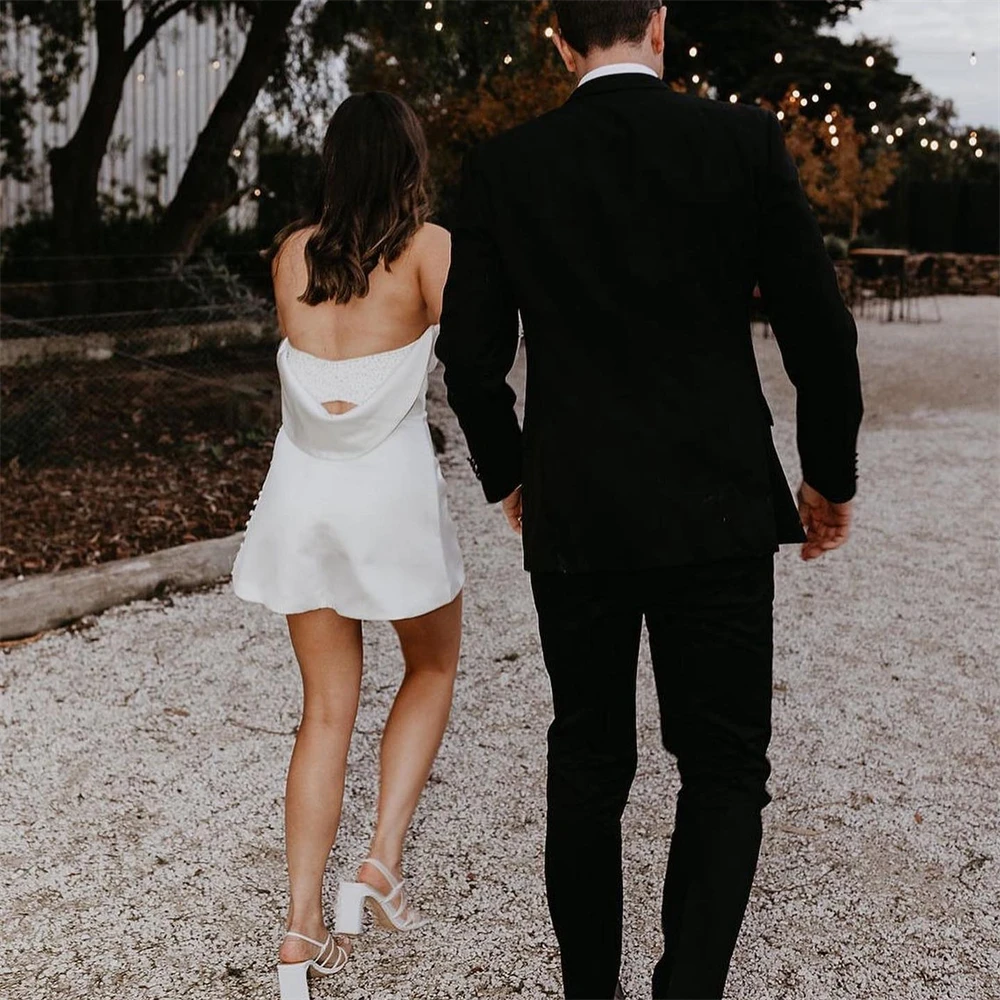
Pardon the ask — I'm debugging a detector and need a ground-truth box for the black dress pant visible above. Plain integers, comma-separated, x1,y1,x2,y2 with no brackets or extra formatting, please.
531,556,774,1000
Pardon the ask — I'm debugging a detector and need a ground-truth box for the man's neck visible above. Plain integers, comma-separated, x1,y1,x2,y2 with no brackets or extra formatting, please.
574,46,661,83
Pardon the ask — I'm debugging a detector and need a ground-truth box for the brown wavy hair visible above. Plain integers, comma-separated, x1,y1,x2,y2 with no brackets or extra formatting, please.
267,92,430,306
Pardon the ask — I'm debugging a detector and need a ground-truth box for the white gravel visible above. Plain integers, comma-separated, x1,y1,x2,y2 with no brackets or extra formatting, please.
1,296,998,1000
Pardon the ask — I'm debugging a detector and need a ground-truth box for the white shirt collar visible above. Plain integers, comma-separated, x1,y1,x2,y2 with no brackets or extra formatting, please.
578,62,659,89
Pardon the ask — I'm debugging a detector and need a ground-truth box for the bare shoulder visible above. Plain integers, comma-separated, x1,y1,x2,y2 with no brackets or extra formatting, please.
412,222,451,263
272,224,317,285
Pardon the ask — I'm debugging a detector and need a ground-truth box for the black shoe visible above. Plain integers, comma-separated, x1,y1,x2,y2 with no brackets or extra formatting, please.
614,981,626,1000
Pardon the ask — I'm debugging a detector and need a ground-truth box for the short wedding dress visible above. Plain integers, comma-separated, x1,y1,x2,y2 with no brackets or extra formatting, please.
231,326,464,620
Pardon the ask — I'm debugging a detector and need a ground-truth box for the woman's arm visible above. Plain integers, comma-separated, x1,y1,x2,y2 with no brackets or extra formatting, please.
417,223,452,326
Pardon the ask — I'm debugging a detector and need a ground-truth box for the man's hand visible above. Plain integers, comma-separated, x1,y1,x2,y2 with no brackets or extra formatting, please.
501,486,523,535
797,481,852,561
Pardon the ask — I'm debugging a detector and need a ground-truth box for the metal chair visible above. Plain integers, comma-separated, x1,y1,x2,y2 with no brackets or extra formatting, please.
903,255,942,323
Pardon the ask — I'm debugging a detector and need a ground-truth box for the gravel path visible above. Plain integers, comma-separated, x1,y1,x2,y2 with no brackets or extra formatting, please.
2,296,998,1000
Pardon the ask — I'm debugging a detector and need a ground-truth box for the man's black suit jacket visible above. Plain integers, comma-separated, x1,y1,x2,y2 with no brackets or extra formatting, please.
437,73,863,573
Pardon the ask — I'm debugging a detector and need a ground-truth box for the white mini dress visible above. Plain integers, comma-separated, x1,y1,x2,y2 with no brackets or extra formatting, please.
231,327,464,620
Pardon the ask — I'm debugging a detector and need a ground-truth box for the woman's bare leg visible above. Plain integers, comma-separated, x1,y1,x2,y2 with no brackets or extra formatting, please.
360,591,463,889
279,607,363,964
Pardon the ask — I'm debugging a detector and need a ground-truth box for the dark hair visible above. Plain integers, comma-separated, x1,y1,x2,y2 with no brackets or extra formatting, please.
553,1,663,56
267,92,430,306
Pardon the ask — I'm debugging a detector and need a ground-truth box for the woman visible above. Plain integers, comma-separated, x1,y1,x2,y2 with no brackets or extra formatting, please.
231,92,463,1000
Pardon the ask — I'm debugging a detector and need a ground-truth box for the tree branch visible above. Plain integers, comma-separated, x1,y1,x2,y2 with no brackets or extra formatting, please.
124,0,195,69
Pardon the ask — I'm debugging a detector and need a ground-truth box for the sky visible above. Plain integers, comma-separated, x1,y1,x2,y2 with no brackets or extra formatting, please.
832,0,1000,128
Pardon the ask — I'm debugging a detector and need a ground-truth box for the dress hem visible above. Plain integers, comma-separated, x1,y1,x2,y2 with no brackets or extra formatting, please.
230,575,464,622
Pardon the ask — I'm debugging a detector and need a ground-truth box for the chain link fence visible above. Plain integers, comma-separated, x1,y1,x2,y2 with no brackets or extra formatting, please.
1,254,284,578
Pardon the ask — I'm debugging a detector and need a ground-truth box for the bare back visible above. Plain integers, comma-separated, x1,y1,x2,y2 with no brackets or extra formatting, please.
272,223,451,361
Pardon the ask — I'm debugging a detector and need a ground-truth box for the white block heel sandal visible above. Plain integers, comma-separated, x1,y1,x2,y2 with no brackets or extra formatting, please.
335,857,429,935
276,931,349,1000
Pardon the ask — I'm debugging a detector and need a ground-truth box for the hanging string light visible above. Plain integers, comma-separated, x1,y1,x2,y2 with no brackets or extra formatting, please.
829,125,837,135
424,1,432,8
871,125,879,134
920,138,929,148
791,89,800,99
975,148,984,158
688,46,698,58
823,81,832,91
544,27,554,38
824,114,833,123
776,110,785,121
831,136,840,147
969,52,977,66
949,139,958,149
865,55,875,68
691,74,700,84
895,127,903,136
503,54,513,65
918,116,927,126
773,52,783,64
434,21,443,31
930,140,939,151
868,101,877,110
886,134,894,144
729,93,738,103
137,72,146,82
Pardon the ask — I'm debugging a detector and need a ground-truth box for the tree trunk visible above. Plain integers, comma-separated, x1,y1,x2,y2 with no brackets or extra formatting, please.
47,0,127,311
155,0,300,263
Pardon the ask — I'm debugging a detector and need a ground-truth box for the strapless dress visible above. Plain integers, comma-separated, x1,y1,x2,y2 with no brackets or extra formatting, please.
230,327,464,620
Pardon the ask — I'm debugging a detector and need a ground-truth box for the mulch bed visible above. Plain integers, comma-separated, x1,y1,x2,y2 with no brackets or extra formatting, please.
1,345,280,579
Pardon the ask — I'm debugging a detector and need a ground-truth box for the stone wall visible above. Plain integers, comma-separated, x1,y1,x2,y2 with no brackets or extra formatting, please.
921,253,999,296
833,252,999,301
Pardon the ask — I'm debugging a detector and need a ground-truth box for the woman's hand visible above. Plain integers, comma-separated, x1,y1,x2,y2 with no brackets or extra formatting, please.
797,481,852,560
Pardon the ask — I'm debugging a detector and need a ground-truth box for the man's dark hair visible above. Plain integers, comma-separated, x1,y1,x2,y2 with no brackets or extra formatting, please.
552,1,663,56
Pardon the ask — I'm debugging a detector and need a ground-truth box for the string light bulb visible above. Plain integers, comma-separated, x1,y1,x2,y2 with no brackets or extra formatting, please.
434,20,443,31
232,148,242,157
791,89,800,99
503,53,512,65
918,116,927,126
871,125,879,134
920,138,928,148
211,59,221,70
886,134,894,145
831,136,840,147
949,139,958,149
970,52,977,66
692,74,700,84
869,101,877,110
424,1,432,8
776,111,785,121
865,55,875,68
137,72,145,82
824,114,833,123
969,136,977,146
895,127,903,136
689,46,698,58
253,188,262,197
975,148,983,158
811,94,819,103
823,82,832,91
774,52,783,64
800,98,808,107
729,93,738,103
829,125,837,135
930,140,939,150
176,68,184,77
544,26,554,38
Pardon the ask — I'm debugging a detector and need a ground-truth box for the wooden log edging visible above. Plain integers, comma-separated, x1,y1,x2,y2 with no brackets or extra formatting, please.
0,532,245,640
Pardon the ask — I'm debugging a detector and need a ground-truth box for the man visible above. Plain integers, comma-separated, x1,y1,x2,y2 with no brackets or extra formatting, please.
437,2,863,997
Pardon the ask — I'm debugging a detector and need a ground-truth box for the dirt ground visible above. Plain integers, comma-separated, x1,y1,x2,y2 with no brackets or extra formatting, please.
1,296,997,999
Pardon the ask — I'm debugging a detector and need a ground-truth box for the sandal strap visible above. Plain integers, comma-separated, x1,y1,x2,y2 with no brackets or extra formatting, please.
362,857,400,890
283,930,326,949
